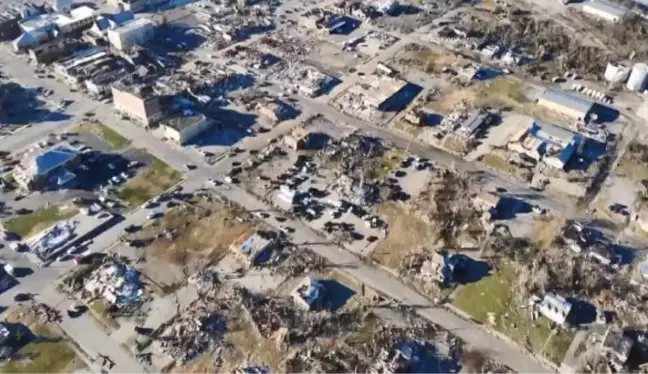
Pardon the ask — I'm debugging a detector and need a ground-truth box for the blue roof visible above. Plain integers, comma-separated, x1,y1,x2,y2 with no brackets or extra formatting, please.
300,279,327,309
33,145,79,177
397,341,443,373
559,142,577,164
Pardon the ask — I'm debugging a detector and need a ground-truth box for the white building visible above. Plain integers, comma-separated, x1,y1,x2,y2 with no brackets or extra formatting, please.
160,112,213,145
582,0,627,22
13,6,95,51
106,17,153,51
538,293,572,325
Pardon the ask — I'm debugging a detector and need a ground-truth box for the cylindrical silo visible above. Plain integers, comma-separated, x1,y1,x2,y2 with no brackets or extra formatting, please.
627,63,648,91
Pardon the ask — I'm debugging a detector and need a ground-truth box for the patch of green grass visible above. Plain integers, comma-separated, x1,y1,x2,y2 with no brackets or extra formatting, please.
376,149,406,181
475,76,529,109
544,330,574,365
480,153,518,176
0,324,78,373
118,158,182,207
452,263,562,357
98,125,130,150
4,205,78,238
77,122,130,150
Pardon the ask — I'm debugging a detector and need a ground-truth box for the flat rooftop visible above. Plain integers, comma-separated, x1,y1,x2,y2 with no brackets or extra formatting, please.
163,111,207,131
348,74,408,107
112,81,157,99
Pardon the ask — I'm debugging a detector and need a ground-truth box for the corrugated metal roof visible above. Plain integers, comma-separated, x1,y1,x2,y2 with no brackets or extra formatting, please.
583,0,628,18
539,88,594,117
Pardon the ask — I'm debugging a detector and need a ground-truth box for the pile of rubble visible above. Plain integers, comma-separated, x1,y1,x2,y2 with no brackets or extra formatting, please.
153,285,234,364
287,317,465,373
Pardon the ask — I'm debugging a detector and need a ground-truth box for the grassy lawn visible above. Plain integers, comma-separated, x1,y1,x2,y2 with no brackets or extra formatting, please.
1,308,82,374
3,204,78,238
544,329,574,365
474,76,530,109
373,201,437,269
376,149,406,181
442,136,468,155
453,263,572,364
118,158,182,207
480,153,519,176
77,122,130,150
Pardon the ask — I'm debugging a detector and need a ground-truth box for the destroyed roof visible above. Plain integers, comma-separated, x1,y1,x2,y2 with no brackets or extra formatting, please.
539,88,594,117
112,81,157,99
162,111,207,131
459,111,488,135
348,74,408,107
602,328,633,360
230,231,272,258
298,278,327,309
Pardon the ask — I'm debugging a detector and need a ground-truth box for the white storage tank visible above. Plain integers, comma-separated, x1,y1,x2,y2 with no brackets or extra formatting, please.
605,62,631,84
627,63,648,91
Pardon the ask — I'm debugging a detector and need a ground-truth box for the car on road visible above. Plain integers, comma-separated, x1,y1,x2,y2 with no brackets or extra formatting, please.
184,163,196,170
147,211,161,220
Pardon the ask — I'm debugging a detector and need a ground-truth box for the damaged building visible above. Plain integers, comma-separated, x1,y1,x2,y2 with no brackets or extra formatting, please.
84,261,144,306
13,142,81,191
508,120,583,170
111,81,163,126
229,230,275,267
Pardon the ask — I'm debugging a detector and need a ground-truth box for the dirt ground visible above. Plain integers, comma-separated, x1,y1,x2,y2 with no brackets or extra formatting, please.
425,76,530,115
392,43,465,75
372,201,438,270
137,196,254,291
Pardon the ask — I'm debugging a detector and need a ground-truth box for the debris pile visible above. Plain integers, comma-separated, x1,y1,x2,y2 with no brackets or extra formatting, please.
84,261,145,306
154,286,233,364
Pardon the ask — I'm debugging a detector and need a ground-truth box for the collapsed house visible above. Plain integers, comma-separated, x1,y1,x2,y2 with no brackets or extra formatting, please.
26,220,76,261
229,230,275,267
84,262,144,306
600,328,634,370
290,277,330,311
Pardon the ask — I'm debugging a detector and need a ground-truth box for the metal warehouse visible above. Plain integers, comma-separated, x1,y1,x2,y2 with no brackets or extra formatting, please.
537,88,594,121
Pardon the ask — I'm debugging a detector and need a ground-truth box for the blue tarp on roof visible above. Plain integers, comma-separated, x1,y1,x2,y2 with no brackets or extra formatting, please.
34,146,79,177
302,279,326,308
398,341,443,373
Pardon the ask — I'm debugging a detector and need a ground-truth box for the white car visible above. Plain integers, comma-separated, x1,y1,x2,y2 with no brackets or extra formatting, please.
146,211,160,220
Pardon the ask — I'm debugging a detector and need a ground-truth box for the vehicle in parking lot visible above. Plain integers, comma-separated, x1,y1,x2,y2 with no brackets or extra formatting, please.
184,163,196,170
